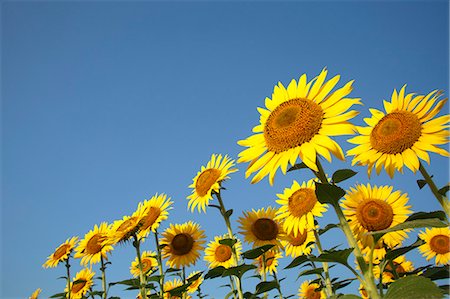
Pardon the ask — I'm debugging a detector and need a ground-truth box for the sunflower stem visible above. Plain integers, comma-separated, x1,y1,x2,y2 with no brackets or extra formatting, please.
133,234,147,299
182,266,187,299
65,258,71,299
272,272,283,299
100,256,108,299
262,253,268,299
419,163,450,217
154,230,165,298
313,229,334,297
313,158,381,299
214,190,245,299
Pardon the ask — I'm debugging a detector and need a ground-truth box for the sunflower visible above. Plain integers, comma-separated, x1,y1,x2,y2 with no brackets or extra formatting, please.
256,250,283,275
418,227,450,265
358,236,391,263
161,221,206,268
238,207,284,249
29,288,41,299
298,280,326,299
359,285,369,299
373,255,414,283
163,279,191,299
43,236,78,268
347,86,449,177
281,228,315,258
130,251,158,277
109,209,146,244
237,68,359,185
275,179,328,237
75,222,114,266
186,271,204,294
65,268,95,299
204,234,242,268
341,184,412,248
187,154,237,213
136,193,173,239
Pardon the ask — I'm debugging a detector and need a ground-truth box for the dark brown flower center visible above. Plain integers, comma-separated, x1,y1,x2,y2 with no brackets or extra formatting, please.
72,280,87,294
289,230,308,246
385,262,406,279
141,207,161,231
171,233,194,256
264,98,323,153
430,234,450,254
305,285,322,299
53,244,70,260
141,257,154,273
370,111,422,154
356,199,394,231
195,169,221,196
86,234,105,254
288,188,317,217
215,244,232,262
251,218,279,241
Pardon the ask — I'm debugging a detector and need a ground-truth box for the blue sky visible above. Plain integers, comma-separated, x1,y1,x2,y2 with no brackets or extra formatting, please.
2,1,449,298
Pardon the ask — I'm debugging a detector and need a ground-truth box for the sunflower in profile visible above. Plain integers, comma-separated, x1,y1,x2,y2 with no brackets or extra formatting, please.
186,271,204,294
281,228,315,258
298,280,326,299
65,268,95,299
75,222,114,266
161,221,206,268
43,236,78,268
347,86,449,177
341,184,412,248
29,288,41,299
130,251,157,277
237,68,359,185
256,250,283,275
275,179,328,237
358,236,391,263
238,207,284,249
418,227,450,265
187,154,237,213
109,209,146,244
136,193,173,239
204,234,242,268
373,255,414,283
359,285,369,299
164,279,191,299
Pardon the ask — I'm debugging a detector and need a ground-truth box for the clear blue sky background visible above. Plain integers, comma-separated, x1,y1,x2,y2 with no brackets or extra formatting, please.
2,1,449,299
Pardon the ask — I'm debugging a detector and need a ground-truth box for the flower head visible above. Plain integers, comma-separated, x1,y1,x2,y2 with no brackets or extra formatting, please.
298,280,326,299
136,193,173,239
43,236,78,268
65,268,95,299
75,222,113,266
130,251,157,277
418,227,450,265
204,234,242,268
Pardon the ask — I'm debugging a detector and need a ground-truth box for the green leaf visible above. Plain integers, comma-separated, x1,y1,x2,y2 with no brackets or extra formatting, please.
242,245,275,259
371,218,448,238
439,285,449,295
333,278,357,291
406,211,448,222
168,283,190,297
422,266,450,281
88,291,104,297
165,267,181,273
255,280,279,295
187,271,203,283
384,276,444,299
208,204,221,210
438,184,450,196
109,278,140,287
313,248,354,266
225,290,238,299
318,223,339,235
222,264,257,279
287,162,308,172
297,267,323,278
284,255,310,269
332,169,357,183
146,275,163,282
417,179,427,189
205,266,226,279
385,238,424,261
315,182,346,205
225,209,233,217
49,293,66,299
219,238,238,248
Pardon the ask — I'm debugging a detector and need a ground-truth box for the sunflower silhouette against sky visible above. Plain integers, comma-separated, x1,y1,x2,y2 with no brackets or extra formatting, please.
238,68,359,185
347,86,449,177
43,236,78,268
418,227,450,265
75,222,113,266
187,154,237,213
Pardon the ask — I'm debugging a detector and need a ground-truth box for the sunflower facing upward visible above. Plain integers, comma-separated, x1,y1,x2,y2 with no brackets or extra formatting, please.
341,184,412,248
75,222,114,266
238,206,284,249
43,236,78,268
298,280,326,299
204,234,243,268
187,154,237,213
108,208,146,245
347,85,449,177
275,179,328,237
238,68,360,185
161,221,206,269
65,268,95,299
418,227,450,265
130,251,157,277
136,193,173,239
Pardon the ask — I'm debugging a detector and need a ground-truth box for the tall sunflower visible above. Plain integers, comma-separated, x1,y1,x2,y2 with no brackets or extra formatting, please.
204,234,242,268
75,222,114,266
341,184,412,248
237,68,359,185
373,255,414,284
347,86,449,177
281,228,315,258
255,250,282,275
136,193,173,239
298,280,326,299
43,236,78,268
108,208,146,244
65,268,95,299
275,179,328,237
130,251,157,277
238,207,284,249
187,154,237,213
161,221,206,268
418,227,450,265
29,288,41,299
